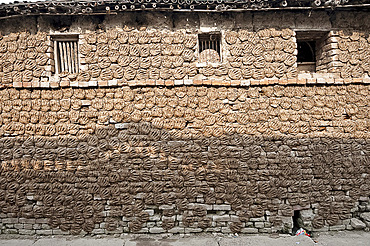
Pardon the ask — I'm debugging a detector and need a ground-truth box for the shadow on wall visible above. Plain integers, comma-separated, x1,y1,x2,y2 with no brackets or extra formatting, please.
0,121,369,234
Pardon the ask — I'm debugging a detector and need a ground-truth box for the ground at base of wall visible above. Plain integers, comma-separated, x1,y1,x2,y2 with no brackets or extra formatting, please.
1,231,370,246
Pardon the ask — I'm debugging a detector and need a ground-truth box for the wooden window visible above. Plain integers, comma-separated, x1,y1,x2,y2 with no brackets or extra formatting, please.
52,35,79,74
198,33,221,63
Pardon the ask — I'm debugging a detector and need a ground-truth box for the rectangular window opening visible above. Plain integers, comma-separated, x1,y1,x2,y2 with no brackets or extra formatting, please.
297,40,316,72
198,33,221,63
52,35,79,74
296,31,328,73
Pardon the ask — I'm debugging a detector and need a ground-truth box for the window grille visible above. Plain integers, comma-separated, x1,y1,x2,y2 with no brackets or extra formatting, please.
52,35,79,74
198,33,221,63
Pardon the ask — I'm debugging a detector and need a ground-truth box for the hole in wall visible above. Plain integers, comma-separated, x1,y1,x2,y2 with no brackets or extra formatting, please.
292,210,301,235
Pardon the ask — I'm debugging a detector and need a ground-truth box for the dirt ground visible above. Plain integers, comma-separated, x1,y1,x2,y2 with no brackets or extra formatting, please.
0,231,370,246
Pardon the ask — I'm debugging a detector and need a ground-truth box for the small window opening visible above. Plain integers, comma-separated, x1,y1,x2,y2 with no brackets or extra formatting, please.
52,35,79,74
296,31,328,73
297,41,316,72
297,41,316,62
198,33,221,63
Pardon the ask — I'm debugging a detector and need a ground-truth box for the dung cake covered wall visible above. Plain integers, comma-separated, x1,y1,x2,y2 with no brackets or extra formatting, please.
0,8,369,236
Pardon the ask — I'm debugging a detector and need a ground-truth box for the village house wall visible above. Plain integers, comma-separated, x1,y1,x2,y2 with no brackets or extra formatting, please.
0,10,369,235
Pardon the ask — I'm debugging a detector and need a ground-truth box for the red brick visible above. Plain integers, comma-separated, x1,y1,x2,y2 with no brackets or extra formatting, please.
250,79,260,86
23,82,32,88
203,80,212,85
50,82,60,88
231,80,241,86
278,79,288,85
98,81,108,87
268,79,278,85
13,82,23,88
212,80,223,86
287,78,297,84
117,79,127,86
221,81,231,86
352,78,362,83
307,78,316,84
297,78,307,85
60,80,69,87
156,80,165,86
193,79,203,85
146,80,155,86
259,79,268,85
165,80,174,86
136,80,146,86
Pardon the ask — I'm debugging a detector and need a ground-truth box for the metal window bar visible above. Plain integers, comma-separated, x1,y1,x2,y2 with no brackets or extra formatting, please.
56,40,79,74
198,33,221,62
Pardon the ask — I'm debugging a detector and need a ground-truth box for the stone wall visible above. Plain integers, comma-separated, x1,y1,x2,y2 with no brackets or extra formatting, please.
0,84,369,235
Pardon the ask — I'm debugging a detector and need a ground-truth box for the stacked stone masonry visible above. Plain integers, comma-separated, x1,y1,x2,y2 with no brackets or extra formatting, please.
0,84,369,235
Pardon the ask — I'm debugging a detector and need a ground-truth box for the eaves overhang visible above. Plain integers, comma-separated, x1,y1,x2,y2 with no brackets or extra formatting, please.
0,0,370,19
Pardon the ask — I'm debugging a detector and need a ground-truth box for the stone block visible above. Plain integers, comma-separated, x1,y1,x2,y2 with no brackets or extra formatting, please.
259,228,272,233
360,212,370,222
18,229,35,235
14,224,24,229
250,217,265,222
300,209,315,221
149,215,161,221
213,215,230,222
149,227,165,233
42,224,51,229
33,224,41,230
2,218,19,224
351,218,366,229
168,227,185,234
241,228,258,234
19,218,36,224
185,228,203,233
92,229,105,234
230,216,240,222
221,227,231,233
213,205,231,211
146,222,156,228
159,205,175,210
24,224,33,230
52,229,69,235
36,229,52,235
254,222,264,229
329,225,345,231
4,229,18,234
89,80,98,87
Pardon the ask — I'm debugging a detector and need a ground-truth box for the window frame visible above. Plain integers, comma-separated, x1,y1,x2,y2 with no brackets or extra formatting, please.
51,34,80,75
198,32,222,64
295,31,328,73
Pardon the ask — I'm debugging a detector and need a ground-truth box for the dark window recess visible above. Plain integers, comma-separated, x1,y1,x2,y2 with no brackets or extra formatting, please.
297,41,316,72
56,40,79,74
198,33,221,63
297,41,316,63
